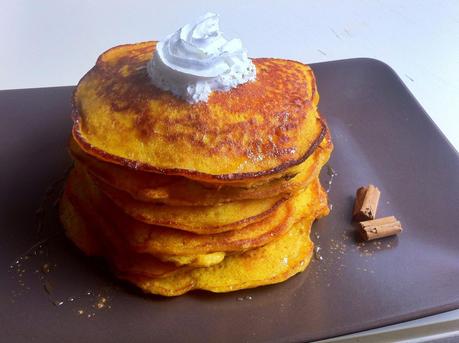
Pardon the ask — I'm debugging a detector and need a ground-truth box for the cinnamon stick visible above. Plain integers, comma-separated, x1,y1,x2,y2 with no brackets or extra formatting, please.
352,184,380,221
360,216,402,241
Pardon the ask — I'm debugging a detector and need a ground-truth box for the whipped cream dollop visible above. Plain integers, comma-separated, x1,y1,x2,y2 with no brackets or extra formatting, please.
147,12,256,103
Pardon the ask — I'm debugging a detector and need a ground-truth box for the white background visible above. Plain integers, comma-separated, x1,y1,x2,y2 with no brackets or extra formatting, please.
1,0,458,150
1,1,459,340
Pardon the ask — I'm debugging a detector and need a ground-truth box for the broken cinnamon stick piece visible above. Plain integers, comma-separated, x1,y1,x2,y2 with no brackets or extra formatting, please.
352,184,380,221
360,216,402,241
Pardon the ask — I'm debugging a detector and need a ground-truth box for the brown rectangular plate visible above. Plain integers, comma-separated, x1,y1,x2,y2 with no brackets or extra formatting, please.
1,58,458,342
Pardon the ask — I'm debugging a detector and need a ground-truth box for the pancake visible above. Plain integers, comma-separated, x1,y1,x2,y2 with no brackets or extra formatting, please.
60,189,101,256
62,192,224,269
69,129,333,205
108,179,328,257
61,180,322,296
72,41,326,182
67,165,294,255
118,216,317,296
62,168,229,268
60,188,182,278
158,252,226,267
96,174,290,233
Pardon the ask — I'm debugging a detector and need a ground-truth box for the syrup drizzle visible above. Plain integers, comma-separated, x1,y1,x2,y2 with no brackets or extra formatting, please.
325,164,338,194
9,163,112,317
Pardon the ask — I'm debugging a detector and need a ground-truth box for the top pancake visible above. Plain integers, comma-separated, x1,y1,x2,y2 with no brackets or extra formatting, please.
73,41,325,182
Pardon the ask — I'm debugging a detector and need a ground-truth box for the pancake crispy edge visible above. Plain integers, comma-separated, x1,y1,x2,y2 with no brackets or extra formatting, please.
96,175,289,233
69,128,333,205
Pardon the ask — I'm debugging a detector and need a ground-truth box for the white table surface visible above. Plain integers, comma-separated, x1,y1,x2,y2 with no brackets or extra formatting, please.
1,1,458,341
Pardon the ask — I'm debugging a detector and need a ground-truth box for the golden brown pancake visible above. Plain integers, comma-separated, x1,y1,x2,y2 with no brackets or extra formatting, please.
118,216,318,296
69,129,333,205
97,176,288,233
61,178,327,296
60,185,183,278
65,165,324,258
63,188,226,269
62,161,328,258
108,179,327,257
61,167,228,268
60,190,100,257
72,41,326,182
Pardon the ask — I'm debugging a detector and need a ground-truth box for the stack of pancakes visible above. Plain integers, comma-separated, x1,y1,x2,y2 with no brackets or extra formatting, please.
60,41,333,296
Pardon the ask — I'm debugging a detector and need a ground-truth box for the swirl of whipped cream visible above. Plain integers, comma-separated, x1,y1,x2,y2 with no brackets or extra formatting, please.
147,12,256,103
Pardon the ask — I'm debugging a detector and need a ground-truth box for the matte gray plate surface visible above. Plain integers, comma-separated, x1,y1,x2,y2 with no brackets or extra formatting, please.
1,58,458,342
